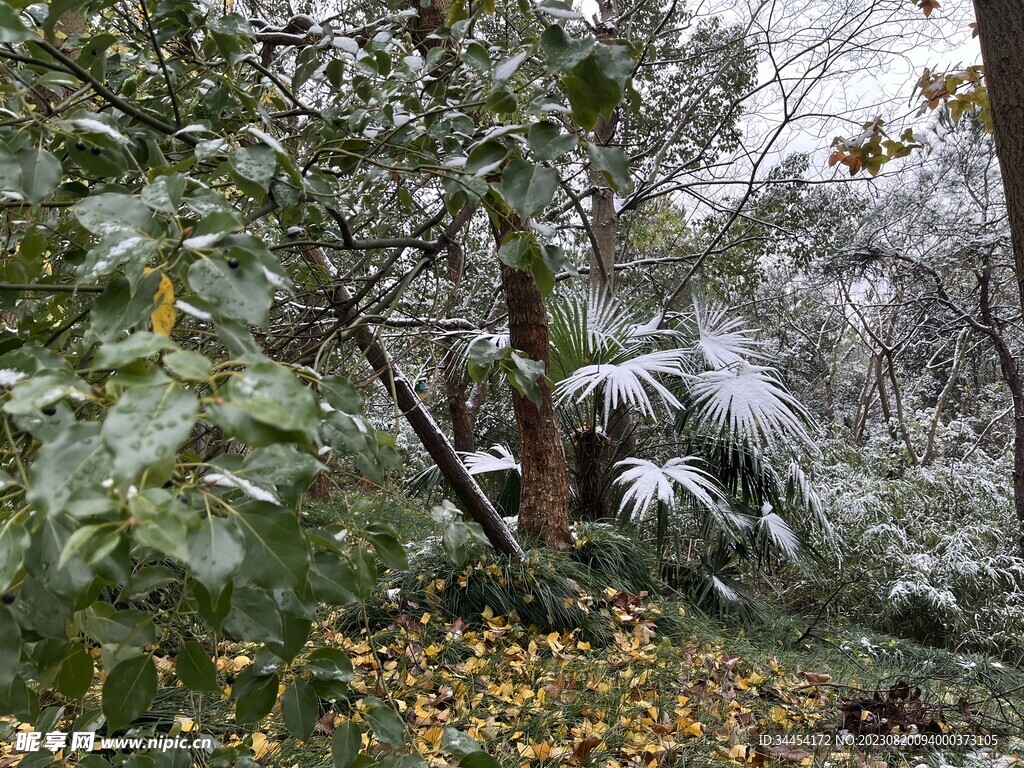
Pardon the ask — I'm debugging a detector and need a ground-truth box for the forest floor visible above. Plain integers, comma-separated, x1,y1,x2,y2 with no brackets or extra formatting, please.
256,493,1024,768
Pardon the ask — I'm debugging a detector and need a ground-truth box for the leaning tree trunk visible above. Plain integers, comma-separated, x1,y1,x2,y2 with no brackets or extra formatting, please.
296,245,522,557
974,0,1024,540
495,214,573,549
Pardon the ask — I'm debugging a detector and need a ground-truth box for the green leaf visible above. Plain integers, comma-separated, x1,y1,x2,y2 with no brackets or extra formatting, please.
75,194,153,237
459,753,502,768
164,350,213,381
186,516,244,594
561,44,634,131
186,252,273,326
505,353,545,407
16,149,61,205
499,159,558,219
54,643,94,700
465,140,509,177
539,24,595,74
483,84,517,115
0,522,28,591
238,444,322,507
81,606,158,648
79,235,158,281
365,523,408,571
462,41,490,73
493,51,528,82
90,271,164,343
497,232,539,271
101,383,197,479
441,728,481,758
0,2,30,42
364,696,405,746
209,361,319,445
0,149,21,195
319,375,362,414
93,332,179,369
102,655,157,733
306,647,354,682
0,613,19,690
130,490,196,561
236,503,310,589
281,681,319,740
141,174,187,213
234,671,278,724
3,369,90,415
223,585,284,644
176,640,220,693
229,146,277,192
332,722,362,768
528,121,578,161
27,423,110,518
587,143,631,192
308,552,362,606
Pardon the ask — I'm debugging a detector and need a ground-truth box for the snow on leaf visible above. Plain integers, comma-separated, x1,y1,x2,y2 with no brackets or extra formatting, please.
692,302,764,368
757,512,801,558
687,362,812,446
612,456,723,518
555,349,688,421
461,444,521,476
203,470,280,505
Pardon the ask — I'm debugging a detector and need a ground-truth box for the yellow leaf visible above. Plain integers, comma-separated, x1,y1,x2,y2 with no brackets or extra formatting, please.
532,741,552,761
148,269,176,336
681,722,703,738
251,732,279,760
729,744,748,760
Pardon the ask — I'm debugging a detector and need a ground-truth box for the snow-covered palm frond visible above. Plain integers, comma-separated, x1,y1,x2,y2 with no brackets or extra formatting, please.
692,302,764,368
613,456,723,517
555,350,688,420
688,362,812,446
756,507,801,558
461,444,520,476
549,289,635,380
786,460,828,528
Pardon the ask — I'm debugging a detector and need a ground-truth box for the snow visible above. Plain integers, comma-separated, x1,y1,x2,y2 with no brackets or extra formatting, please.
0,369,26,387
72,118,128,144
175,301,212,321
204,471,280,504
182,234,222,250
556,350,689,421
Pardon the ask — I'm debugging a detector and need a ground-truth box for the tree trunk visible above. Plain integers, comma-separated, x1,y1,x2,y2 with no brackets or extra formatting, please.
443,360,476,453
495,217,573,548
974,0,1024,539
588,110,619,293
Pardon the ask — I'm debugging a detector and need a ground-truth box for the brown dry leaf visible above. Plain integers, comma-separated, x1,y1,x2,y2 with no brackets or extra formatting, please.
572,736,601,763
313,711,337,735
762,745,811,763
801,671,831,684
